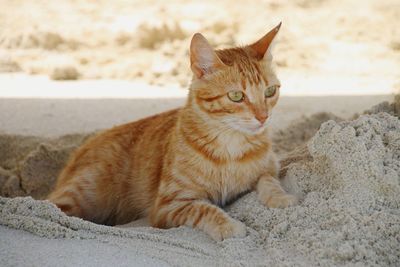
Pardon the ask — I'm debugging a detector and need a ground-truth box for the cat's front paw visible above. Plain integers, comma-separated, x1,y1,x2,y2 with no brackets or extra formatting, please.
208,218,246,242
262,193,298,208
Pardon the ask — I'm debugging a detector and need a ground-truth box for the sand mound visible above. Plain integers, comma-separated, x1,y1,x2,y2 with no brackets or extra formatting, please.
0,110,399,266
363,94,400,118
273,112,342,155
270,113,399,265
0,134,89,199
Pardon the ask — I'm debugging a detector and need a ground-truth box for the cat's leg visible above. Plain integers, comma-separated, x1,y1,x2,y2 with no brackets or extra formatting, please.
150,199,246,241
256,173,298,208
48,186,85,218
47,170,100,222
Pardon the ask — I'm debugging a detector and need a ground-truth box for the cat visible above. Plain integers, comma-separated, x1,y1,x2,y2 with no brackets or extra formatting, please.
48,22,297,241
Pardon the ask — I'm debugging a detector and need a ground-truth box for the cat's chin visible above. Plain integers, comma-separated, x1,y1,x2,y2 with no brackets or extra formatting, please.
244,126,267,136
228,123,268,136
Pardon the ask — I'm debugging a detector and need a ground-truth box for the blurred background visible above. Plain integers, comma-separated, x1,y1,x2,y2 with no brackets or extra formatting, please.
0,0,398,135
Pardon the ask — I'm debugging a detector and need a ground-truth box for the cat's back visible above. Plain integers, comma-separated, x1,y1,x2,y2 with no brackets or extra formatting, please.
49,108,181,224
58,107,181,176
96,107,181,146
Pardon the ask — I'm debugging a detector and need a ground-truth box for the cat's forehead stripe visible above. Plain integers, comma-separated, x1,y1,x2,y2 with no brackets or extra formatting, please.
252,62,269,86
241,78,247,91
216,47,270,87
238,62,267,88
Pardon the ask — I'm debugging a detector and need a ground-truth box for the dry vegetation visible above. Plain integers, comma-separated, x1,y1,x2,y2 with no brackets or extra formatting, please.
0,0,399,92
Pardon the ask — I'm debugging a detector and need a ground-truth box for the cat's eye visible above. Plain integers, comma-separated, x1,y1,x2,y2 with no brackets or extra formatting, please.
227,91,245,102
264,85,279,98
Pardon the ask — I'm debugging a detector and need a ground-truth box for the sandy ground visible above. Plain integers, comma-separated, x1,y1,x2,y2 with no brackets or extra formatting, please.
0,105,399,266
0,92,397,266
0,88,393,137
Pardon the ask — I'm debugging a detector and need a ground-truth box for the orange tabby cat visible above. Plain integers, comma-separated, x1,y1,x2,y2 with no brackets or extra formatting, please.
48,23,297,241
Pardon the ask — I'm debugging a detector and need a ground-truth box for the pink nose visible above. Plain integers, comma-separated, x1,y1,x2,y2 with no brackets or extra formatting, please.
255,113,268,124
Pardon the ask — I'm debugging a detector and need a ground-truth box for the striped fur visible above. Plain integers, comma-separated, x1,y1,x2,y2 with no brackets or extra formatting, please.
48,23,297,241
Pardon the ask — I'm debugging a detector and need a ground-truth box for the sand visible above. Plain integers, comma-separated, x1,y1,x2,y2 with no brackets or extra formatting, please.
1,0,400,264
0,99,399,266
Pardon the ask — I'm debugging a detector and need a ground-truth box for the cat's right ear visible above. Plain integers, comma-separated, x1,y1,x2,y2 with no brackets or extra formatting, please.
190,33,226,78
248,22,281,61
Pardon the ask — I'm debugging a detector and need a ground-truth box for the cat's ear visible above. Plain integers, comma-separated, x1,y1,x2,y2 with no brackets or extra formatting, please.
190,33,226,78
248,22,281,61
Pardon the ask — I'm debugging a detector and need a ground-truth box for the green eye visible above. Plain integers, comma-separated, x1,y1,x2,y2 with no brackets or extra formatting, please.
264,85,278,98
227,91,245,102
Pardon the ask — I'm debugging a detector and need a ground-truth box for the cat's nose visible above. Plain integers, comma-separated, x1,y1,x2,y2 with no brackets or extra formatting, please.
255,113,268,124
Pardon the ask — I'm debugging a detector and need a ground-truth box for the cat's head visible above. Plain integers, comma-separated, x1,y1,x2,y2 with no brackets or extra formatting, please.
188,23,281,135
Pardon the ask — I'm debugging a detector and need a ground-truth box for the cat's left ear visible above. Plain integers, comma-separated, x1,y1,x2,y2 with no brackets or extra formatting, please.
190,33,227,78
248,22,281,61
